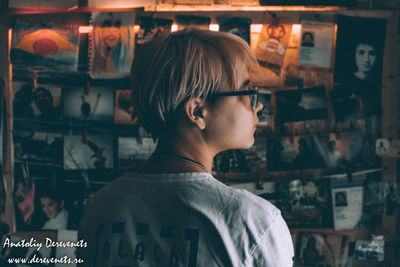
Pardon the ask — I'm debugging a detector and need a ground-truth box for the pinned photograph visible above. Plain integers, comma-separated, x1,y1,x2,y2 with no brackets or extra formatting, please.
277,179,330,227
136,17,172,49
313,131,377,169
13,82,62,121
333,16,386,120
63,87,114,121
296,232,349,267
218,17,252,44
267,135,316,171
276,86,327,123
257,90,271,126
11,22,79,71
14,130,63,166
331,175,365,230
64,132,113,170
114,90,138,124
90,12,135,79
118,137,157,170
298,21,335,69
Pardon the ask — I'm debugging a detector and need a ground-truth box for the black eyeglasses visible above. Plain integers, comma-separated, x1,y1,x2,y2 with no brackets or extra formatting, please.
212,89,259,110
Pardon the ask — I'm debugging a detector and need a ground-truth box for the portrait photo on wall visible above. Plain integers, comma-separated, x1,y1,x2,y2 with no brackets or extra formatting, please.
118,137,157,170
114,90,138,125
276,86,327,123
298,21,335,69
11,22,79,71
276,179,331,228
13,82,63,121
90,12,136,79
333,16,386,120
63,86,114,121
64,132,114,170
13,130,63,166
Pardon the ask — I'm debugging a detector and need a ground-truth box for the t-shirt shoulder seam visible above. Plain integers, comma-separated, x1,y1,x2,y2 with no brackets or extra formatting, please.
243,209,281,266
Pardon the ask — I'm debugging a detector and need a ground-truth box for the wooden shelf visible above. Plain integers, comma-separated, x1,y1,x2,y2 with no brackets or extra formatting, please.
8,6,142,15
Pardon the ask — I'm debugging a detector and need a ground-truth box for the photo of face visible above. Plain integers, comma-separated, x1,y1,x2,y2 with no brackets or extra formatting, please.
40,197,63,219
354,43,377,79
90,12,135,79
100,19,122,48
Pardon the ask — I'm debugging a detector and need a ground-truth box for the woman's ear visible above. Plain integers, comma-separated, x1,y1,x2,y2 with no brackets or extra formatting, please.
184,98,207,130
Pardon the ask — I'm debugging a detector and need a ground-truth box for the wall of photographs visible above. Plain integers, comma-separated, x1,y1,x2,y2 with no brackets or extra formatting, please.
1,4,399,266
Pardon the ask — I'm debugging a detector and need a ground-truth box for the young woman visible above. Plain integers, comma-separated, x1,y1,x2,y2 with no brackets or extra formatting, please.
79,29,294,267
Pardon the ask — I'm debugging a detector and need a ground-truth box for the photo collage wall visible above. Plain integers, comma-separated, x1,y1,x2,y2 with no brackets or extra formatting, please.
10,13,394,235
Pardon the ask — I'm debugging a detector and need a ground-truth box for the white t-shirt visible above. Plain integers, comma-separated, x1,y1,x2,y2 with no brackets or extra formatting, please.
78,172,294,267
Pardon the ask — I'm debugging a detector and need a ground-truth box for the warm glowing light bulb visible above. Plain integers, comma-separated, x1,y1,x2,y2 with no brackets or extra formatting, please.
292,24,301,35
209,24,219,31
79,26,93,33
171,24,178,32
250,24,263,33
133,25,140,34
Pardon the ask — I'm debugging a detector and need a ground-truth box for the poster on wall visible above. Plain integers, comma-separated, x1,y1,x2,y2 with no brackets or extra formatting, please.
90,12,136,79
333,16,386,120
254,23,292,71
63,87,114,121
11,22,79,71
298,21,335,69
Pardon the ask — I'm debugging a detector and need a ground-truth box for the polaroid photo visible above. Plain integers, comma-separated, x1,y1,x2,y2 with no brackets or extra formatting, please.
64,133,114,170
90,12,136,79
63,87,114,121
114,90,138,125
118,137,157,170
11,22,79,71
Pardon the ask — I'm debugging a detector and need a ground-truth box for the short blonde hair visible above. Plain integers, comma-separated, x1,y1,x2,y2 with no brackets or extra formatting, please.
131,28,256,139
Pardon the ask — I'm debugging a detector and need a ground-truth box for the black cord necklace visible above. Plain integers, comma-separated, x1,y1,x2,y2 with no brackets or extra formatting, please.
152,153,209,173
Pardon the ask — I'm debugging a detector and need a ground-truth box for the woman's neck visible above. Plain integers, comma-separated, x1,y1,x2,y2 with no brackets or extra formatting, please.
141,134,215,174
